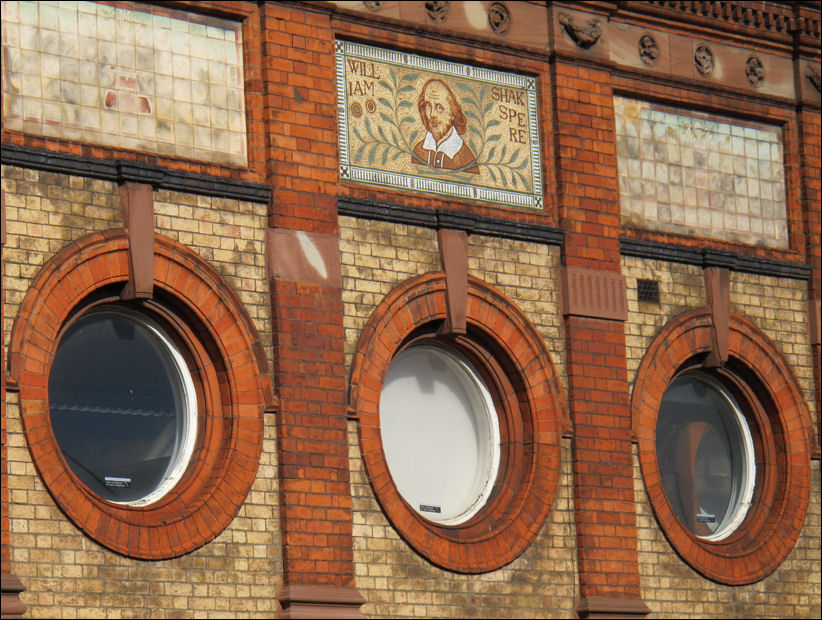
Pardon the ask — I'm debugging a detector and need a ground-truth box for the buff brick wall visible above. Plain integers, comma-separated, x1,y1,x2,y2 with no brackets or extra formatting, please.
340,216,576,617
339,216,567,387
622,255,821,618
467,234,567,390
348,426,577,618
153,187,274,365
621,255,817,433
631,448,820,618
1,165,281,618
339,216,440,369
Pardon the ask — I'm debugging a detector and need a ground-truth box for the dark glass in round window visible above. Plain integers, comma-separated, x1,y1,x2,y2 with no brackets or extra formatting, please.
656,373,755,540
49,309,196,505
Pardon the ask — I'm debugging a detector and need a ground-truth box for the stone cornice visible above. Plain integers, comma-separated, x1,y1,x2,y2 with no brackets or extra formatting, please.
0,143,271,204
616,1,821,54
620,237,812,280
338,198,564,246
314,1,820,57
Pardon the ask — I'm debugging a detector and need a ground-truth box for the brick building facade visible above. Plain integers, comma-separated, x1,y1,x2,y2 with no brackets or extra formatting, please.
1,1,819,618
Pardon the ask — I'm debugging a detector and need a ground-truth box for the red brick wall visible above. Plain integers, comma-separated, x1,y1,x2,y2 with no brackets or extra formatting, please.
261,3,339,235
1,1,819,617
553,58,644,602
798,107,821,447
554,63,622,270
259,3,358,595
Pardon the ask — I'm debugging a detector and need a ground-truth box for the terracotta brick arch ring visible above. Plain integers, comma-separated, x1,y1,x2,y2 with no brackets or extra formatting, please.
631,309,813,585
350,272,567,573
9,230,271,559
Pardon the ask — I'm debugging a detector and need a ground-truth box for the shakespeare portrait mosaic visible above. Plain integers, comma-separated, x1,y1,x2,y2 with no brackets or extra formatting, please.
335,41,543,209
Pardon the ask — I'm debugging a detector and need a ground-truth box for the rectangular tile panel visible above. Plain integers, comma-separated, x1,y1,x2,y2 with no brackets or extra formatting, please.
615,97,787,248
2,1,247,166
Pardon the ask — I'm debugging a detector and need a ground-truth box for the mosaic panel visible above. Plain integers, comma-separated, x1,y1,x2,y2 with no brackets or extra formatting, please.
335,40,543,209
1,1,246,166
615,97,787,248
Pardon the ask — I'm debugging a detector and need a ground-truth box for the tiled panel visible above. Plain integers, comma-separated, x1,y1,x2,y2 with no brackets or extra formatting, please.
336,40,543,210
615,97,787,248
1,1,247,166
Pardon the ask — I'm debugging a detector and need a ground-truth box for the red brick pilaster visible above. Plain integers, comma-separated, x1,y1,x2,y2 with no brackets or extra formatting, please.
261,3,363,616
269,275,363,617
553,56,649,616
565,318,643,600
797,105,821,451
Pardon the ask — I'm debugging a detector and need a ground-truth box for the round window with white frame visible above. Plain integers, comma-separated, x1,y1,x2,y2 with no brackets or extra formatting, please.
12,231,270,559
631,309,813,584
48,307,197,506
655,371,756,540
379,343,501,525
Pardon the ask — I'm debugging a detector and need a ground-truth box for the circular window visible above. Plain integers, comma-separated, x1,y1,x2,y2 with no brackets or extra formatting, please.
350,273,567,573
49,309,197,506
632,309,813,584
10,231,271,559
656,372,755,541
379,344,500,525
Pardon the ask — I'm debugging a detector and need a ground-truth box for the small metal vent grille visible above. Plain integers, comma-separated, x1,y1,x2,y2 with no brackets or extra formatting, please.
637,279,660,303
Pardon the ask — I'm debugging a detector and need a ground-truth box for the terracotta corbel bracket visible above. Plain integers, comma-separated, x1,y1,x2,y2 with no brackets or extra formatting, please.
437,228,468,335
119,182,155,300
809,296,821,348
702,253,732,368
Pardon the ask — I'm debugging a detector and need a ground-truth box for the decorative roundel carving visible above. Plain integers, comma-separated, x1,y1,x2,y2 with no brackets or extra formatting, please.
694,44,714,76
746,56,765,87
425,0,450,22
639,34,659,65
488,2,511,35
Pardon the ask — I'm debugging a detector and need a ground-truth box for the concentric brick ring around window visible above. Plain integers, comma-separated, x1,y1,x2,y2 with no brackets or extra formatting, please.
349,272,567,573
631,309,813,585
9,230,272,559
